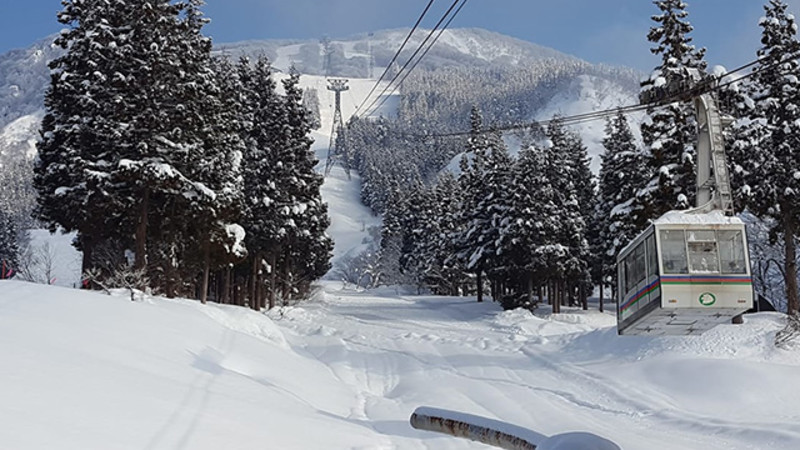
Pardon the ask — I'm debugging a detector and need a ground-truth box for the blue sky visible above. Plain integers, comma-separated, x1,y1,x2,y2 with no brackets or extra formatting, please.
2,1,799,71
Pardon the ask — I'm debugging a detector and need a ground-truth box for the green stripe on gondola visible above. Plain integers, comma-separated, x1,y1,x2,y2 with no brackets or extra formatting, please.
661,277,751,285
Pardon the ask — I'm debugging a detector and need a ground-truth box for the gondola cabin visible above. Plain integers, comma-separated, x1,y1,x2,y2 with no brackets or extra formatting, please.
617,211,753,336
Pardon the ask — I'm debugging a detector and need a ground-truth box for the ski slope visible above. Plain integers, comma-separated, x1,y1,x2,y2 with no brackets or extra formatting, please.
296,74,391,269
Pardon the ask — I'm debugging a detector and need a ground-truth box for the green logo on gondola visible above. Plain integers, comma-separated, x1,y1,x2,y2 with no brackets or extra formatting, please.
699,292,716,306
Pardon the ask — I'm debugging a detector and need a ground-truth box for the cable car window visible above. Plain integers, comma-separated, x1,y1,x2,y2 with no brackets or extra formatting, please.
718,230,747,274
687,229,720,273
625,243,646,292
646,234,658,276
660,230,688,274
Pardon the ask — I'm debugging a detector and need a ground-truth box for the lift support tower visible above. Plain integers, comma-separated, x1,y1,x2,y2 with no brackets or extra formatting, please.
325,79,350,179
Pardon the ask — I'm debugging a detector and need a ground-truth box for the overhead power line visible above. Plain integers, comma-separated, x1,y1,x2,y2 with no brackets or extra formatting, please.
357,0,466,119
364,0,470,118
352,0,437,118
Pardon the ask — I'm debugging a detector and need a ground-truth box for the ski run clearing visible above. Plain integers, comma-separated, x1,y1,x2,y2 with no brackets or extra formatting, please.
3,73,800,449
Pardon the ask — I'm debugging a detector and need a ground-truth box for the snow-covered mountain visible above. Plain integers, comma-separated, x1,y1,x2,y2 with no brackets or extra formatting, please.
0,35,58,130
216,28,579,76
0,112,42,164
0,28,633,130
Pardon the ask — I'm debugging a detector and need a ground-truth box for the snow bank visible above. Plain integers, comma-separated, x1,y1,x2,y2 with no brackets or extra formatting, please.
0,281,378,450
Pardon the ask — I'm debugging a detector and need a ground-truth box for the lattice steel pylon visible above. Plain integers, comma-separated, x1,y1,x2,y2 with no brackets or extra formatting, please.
325,79,350,179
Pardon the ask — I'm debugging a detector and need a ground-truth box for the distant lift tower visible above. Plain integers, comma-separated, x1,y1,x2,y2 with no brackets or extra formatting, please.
325,79,350,179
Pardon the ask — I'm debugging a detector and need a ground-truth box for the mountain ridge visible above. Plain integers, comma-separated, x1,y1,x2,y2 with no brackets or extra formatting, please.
0,27,639,129
215,27,582,75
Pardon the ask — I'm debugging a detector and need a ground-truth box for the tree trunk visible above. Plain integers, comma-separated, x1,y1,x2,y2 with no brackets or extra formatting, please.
527,275,533,306
581,284,588,311
250,254,259,310
80,234,93,288
476,270,483,303
269,254,277,310
599,282,604,312
547,281,552,305
200,243,210,304
222,268,231,304
282,251,292,306
784,218,799,316
134,188,149,272
552,280,560,314
235,276,243,307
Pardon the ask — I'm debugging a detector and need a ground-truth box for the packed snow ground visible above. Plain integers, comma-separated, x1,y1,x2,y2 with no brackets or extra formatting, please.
2,280,799,449
4,73,800,449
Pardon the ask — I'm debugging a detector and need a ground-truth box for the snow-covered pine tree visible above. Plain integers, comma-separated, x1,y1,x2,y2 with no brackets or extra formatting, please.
238,56,287,309
498,144,550,310
454,106,492,302
596,111,648,301
565,125,595,310
110,0,187,282
423,172,466,295
637,0,707,220
302,87,322,130
278,69,332,302
731,0,800,315
378,177,410,285
0,208,19,278
545,118,591,311
397,177,432,291
477,128,513,300
35,0,134,276
186,52,248,304
101,0,237,297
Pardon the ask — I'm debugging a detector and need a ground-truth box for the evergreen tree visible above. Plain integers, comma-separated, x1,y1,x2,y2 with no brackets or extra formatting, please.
378,178,409,285
279,69,333,301
565,125,596,309
637,0,707,220
454,106,493,302
478,128,513,298
35,0,134,276
499,144,550,309
99,0,236,296
303,87,322,130
0,208,19,278
397,177,431,290
731,0,800,314
423,172,466,295
239,56,286,308
545,119,592,311
596,112,648,299
185,53,248,303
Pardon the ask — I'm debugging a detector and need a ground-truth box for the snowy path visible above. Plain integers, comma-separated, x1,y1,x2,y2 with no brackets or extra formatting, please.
268,284,800,449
